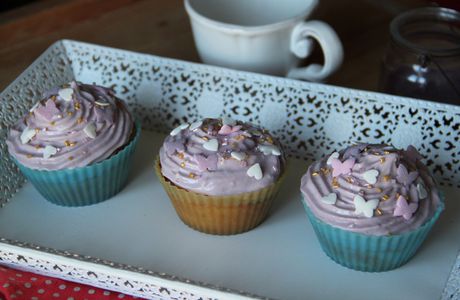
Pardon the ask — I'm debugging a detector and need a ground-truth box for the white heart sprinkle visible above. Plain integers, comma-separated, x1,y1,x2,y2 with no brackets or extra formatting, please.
203,139,218,151
20,127,36,144
43,145,57,159
29,102,40,112
327,152,340,165
247,163,263,180
94,101,111,107
321,193,337,205
83,123,97,139
354,195,379,218
363,169,379,184
417,183,427,199
170,123,189,136
189,120,202,131
258,144,281,156
222,116,236,126
231,151,245,161
58,88,74,102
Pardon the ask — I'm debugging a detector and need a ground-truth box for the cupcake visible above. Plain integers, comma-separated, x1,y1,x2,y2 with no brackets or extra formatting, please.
156,117,285,235
300,143,444,272
6,81,139,206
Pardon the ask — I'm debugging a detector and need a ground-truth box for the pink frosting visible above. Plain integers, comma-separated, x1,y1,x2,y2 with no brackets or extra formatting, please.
7,81,134,170
300,144,441,235
159,118,285,196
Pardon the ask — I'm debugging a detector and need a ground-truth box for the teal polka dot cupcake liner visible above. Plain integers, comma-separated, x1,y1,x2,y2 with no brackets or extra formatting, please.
13,121,141,207
301,195,444,272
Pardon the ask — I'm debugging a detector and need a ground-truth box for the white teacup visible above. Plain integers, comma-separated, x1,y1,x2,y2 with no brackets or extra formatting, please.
185,0,344,82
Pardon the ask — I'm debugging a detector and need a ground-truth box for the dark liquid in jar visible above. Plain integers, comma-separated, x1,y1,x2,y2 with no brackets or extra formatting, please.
380,19,460,105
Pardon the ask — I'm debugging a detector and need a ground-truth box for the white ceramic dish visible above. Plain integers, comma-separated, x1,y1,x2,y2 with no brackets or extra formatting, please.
0,40,458,300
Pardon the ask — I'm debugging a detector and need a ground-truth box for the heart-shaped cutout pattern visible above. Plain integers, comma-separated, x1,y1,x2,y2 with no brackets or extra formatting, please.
43,145,57,159
203,139,219,152
363,169,379,184
326,152,340,165
58,88,74,102
321,193,337,205
417,183,427,199
247,163,263,180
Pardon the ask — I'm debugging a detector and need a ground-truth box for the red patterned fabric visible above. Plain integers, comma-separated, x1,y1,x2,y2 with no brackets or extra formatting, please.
0,265,144,300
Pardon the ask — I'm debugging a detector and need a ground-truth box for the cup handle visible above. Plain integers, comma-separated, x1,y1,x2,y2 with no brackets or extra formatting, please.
288,20,344,82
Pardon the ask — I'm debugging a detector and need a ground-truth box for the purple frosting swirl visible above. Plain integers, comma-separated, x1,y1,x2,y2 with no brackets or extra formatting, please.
300,144,441,235
159,118,285,196
7,81,134,170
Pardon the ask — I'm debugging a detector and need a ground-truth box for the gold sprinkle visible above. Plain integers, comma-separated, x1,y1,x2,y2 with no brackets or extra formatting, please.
74,102,81,110
383,175,391,182
379,157,386,164
68,156,74,161
266,136,274,144
69,142,76,147
177,152,185,160
382,194,390,201
26,154,32,158
321,167,330,175
64,140,71,147
375,208,383,216
180,162,186,168
77,117,84,124
384,150,391,155
35,128,40,133
376,187,383,193
367,184,373,189
50,121,56,126
29,112,34,117
67,111,73,117
51,95,57,101
332,177,339,188
312,172,319,176
35,145,41,150
235,135,244,141
346,177,353,183
363,146,369,152
202,136,209,141
188,173,196,179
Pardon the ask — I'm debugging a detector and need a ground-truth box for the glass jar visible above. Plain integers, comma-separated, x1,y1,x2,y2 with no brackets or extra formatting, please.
379,7,460,105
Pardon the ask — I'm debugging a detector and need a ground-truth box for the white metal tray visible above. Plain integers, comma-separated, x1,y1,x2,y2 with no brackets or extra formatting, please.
0,40,458,300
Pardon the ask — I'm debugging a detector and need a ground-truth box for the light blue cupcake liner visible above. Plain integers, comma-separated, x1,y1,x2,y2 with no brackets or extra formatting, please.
13,121,141,207
301,195,444,272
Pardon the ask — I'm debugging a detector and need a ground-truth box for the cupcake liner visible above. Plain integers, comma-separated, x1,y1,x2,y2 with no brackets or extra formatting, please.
13,121,141,207
301,196,444,272
155,157,285,235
